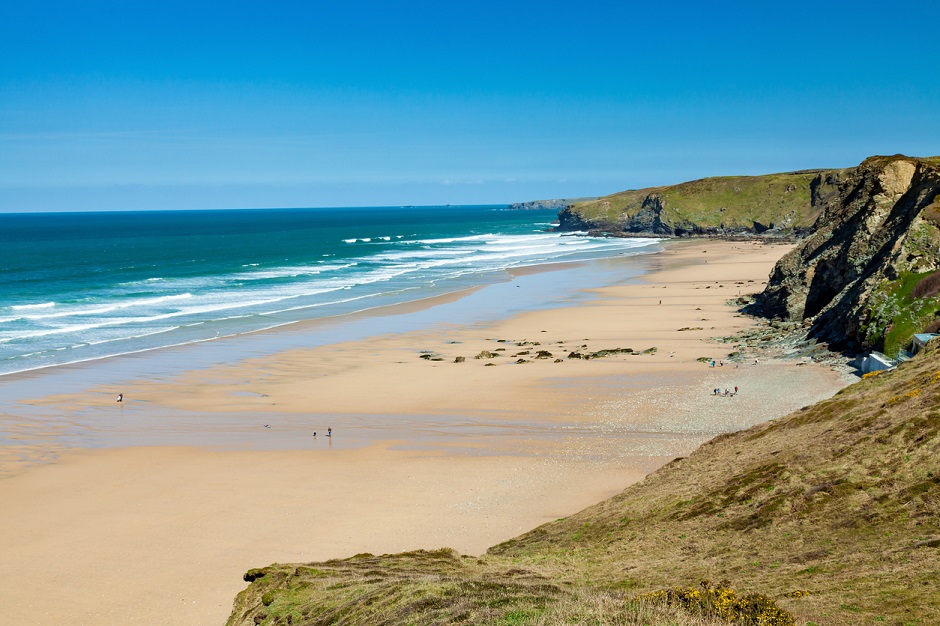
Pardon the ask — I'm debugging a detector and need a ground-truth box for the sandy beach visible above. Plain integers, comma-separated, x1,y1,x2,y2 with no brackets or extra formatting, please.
0,240,852,626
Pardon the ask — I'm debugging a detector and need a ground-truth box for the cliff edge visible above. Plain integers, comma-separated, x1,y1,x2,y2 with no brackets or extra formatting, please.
759,155,940,354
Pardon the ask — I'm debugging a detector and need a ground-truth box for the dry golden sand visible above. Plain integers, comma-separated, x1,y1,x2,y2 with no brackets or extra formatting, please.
0,240,850,626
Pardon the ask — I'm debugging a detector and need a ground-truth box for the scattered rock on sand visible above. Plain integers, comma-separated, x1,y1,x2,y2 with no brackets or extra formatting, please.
454,356,466,363
475,350,498,359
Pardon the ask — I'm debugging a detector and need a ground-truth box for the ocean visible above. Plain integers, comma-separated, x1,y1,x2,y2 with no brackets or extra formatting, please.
0,205,656,377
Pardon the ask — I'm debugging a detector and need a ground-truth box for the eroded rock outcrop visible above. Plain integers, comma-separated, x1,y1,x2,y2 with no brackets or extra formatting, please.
759,155,940,353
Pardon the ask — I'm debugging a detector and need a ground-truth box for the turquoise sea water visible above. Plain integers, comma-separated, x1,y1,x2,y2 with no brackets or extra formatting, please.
0,206,656,377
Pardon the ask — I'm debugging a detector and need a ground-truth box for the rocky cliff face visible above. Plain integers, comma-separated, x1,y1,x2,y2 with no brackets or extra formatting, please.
557,169,846,237
759,155,940,354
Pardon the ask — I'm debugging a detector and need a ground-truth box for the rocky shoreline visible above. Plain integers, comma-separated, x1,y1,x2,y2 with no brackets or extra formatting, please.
720,295,855,374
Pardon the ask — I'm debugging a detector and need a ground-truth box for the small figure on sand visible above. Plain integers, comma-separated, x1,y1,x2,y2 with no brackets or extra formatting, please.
313,431,316,438
327,427,332,437
116,393,123,403
734,386,739,394
264,424,270,428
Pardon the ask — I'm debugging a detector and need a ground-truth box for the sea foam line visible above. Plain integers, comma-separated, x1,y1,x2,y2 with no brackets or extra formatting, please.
9,293,194,322
10,302,55,311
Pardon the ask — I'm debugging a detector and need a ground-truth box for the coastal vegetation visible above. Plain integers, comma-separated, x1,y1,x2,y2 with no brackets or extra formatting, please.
859,270,940,356
228,343,940,625
556,170,845,236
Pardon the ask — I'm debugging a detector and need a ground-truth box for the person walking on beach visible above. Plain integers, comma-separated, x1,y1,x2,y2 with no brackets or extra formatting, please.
327,427,332,437
734,386,738,394
116,393,123,403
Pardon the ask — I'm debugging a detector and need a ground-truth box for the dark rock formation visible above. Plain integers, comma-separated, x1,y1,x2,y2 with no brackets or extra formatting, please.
759,155,940,353
556,206,594,232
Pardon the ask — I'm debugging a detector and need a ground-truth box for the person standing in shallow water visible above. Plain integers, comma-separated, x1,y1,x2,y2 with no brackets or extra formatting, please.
327,427,332,437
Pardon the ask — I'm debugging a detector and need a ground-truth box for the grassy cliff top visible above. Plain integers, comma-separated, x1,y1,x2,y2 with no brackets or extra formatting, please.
564,156,940,235
228,346,940,625
568,170,841,231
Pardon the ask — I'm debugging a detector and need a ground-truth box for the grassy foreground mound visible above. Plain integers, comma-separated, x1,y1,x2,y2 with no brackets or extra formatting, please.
228,351,940,626
227,549,735,626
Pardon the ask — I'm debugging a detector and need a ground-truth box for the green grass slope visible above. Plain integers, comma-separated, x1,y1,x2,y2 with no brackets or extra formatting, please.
560,170,846,235
228,350,940,626
227,550,735,626
492,350,940,625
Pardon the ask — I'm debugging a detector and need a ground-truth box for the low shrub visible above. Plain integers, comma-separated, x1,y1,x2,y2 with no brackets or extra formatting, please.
635,580,794,626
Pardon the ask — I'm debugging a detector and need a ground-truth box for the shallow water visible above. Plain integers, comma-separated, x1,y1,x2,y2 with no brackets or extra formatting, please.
0,206,657,376
0,252,659,465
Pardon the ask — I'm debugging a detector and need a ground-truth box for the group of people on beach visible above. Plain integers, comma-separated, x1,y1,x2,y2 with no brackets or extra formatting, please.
712,386,739,397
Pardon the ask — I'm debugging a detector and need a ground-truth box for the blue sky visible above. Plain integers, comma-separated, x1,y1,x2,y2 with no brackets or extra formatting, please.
2,1,938,211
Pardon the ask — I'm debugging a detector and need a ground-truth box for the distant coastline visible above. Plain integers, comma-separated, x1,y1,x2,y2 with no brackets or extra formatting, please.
507,197,595,211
